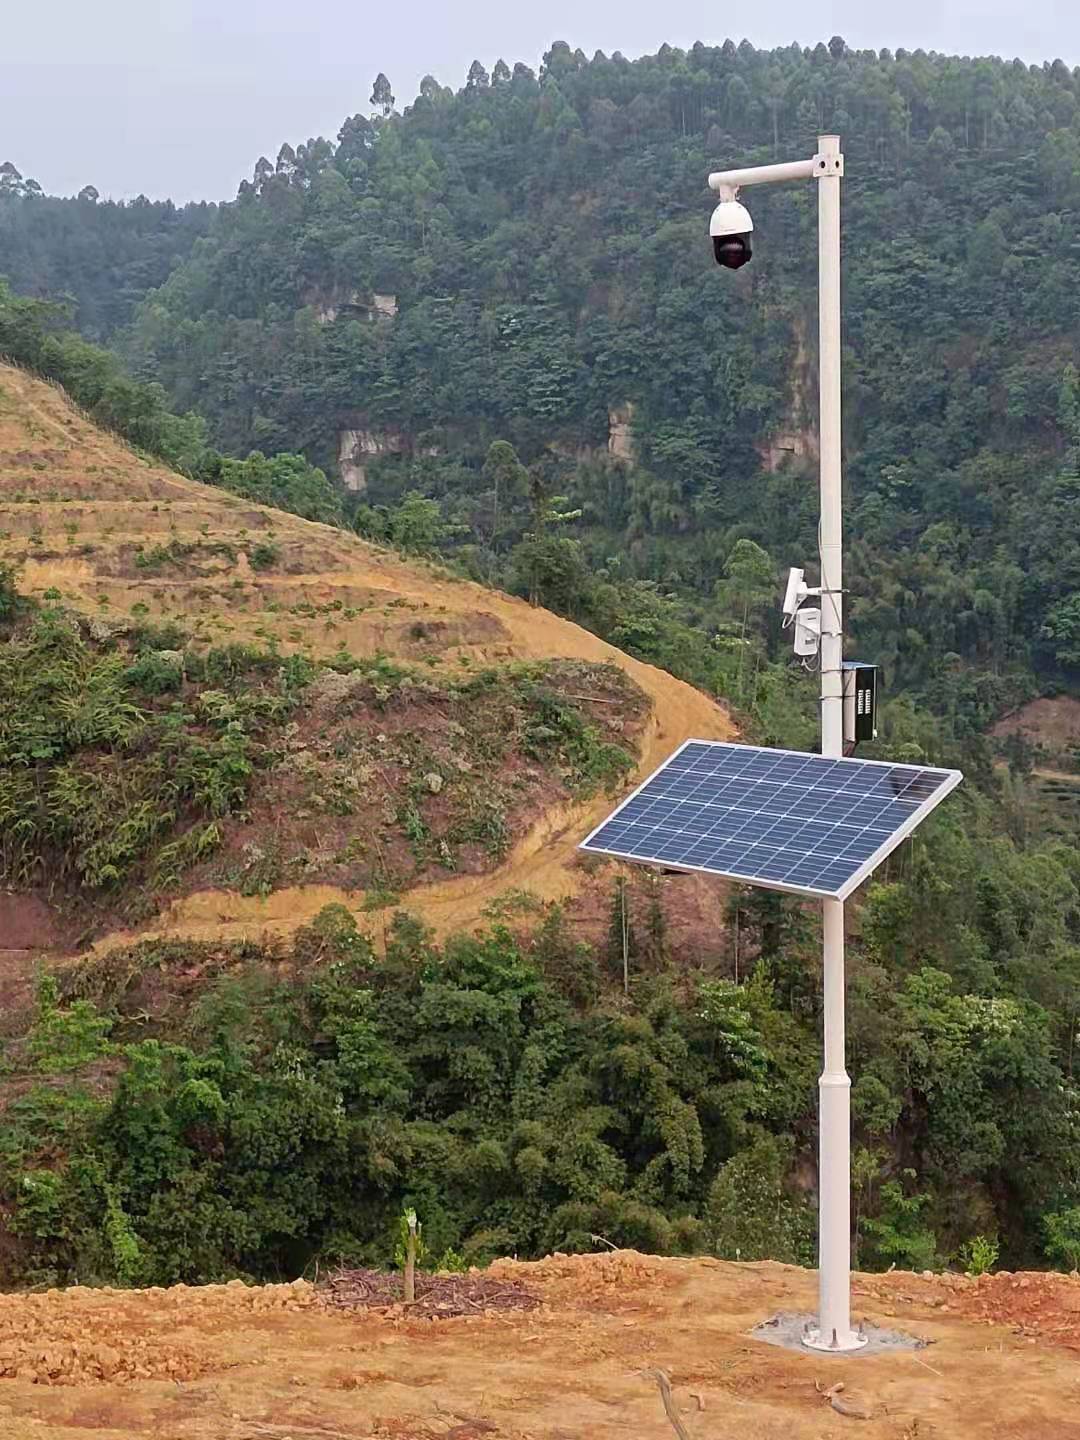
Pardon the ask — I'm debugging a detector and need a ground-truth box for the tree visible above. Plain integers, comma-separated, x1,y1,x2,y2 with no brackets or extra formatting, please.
1044,1208,1080,1271
275,143,298,179
0,559,22,621
77,185,99,203
716,539,775,703
1040,592,1080,669
511,467,583,607
717,539,775,643
761,66,789,154
607,877,637,993
211,451,343,524
481,439,528,552
467,60,490,91
0,161,23,197
642,879,669,971
706,1135,810,1262
386,491,450,553
860,1172,938,1271
371,73,395,117
509,534,590,614
531,905,598,1007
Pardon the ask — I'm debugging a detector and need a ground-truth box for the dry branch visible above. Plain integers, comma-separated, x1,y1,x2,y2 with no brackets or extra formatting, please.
830,1394,874,1420
644,1369,692,1440
323,1266,540,1320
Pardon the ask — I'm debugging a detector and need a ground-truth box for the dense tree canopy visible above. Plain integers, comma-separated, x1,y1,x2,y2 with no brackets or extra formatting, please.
65,36,1080,716
0,178,214,339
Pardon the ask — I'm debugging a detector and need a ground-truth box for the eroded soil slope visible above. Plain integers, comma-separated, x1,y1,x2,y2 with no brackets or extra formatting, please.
1,1253,1078,1439
0,364,733,952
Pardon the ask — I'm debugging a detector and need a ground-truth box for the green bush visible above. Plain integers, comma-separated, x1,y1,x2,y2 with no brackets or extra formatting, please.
28,975,113,1073
706,1135,811,1264
0,615,288,892
0,560,24,622
1044,1209,1080,1273
958,1234,999,1277
248,540,281,570
861,1173,939,1273
124,650,184,694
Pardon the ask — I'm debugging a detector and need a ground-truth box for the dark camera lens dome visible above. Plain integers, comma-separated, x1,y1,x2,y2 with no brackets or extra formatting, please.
713,235,752,269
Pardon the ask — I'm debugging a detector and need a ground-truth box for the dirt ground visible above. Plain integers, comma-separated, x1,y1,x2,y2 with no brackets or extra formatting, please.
992,697,1080,758
2,1253,1080,1440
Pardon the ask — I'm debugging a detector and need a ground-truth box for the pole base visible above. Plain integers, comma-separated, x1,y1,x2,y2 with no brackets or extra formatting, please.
802,1324,869,1353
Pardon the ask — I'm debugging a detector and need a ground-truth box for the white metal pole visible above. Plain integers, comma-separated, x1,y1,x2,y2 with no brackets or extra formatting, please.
817,134,844,765
805,134,864,1353
705,136,863,1351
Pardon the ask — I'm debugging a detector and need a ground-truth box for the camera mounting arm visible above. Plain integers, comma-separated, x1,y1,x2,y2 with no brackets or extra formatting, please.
708,150,841,192
707,149,843,272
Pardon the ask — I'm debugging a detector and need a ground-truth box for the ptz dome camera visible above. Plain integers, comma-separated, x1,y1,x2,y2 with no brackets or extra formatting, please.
710,196,754,270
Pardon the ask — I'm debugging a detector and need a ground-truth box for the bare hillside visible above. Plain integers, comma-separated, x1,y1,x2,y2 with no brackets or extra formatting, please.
0,364,733,957
0,1253,1075,1439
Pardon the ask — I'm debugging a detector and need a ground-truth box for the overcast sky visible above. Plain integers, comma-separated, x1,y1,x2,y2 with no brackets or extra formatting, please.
4,0,1080,203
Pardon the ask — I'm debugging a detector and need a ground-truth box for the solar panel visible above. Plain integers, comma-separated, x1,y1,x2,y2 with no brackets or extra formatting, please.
579,741,961,901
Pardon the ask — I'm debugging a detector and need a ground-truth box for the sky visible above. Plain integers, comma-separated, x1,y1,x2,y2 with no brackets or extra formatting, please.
4,0,1080,204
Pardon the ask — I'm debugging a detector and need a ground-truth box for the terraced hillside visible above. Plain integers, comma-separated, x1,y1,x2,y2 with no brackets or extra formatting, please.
0,363,733,959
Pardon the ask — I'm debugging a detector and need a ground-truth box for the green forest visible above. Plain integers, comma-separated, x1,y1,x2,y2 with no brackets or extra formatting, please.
5,35,1080,1287
12,37,1080,711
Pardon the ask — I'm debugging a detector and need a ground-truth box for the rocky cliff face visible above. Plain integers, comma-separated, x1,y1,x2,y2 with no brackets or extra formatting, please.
608,402,635,461
337,425,437,491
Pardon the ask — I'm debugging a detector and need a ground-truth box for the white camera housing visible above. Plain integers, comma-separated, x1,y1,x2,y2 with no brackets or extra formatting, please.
709,197,754,239
794,608,821,658
783,566,807,617
710,194,754,270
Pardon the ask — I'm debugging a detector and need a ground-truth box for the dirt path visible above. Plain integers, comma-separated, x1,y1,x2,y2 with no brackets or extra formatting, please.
2,1253,1078,1439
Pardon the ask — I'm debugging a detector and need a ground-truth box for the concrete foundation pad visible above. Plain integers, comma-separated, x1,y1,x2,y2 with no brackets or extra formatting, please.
751,1311,928,1356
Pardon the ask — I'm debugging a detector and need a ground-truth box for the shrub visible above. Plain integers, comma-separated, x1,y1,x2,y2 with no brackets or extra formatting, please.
706,1134,811,1264
0,559,24,622
1044,1209,1080,1272
124,650,184,694
958,1233,999,1277
28,976,113,1073
248,540,281,570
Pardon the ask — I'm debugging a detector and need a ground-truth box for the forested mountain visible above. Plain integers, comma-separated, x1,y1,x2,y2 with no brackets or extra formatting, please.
7,40,1080,723
0,164,214,339
93,35,1080,727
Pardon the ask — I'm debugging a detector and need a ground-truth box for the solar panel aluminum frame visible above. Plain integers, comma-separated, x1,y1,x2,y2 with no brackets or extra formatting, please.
579,740,963,902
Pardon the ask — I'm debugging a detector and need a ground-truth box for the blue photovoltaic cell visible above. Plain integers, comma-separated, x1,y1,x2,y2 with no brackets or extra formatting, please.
579,741,961,901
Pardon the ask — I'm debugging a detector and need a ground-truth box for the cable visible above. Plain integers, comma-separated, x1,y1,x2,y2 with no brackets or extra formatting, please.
816,517,845,639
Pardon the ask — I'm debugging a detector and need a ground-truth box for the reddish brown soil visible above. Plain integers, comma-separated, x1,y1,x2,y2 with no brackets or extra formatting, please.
865,1265,1080,1351
992,696,1080,757
0,893,68,953
562,863,733,970
187,658,651,904
2,1253,1080,1439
